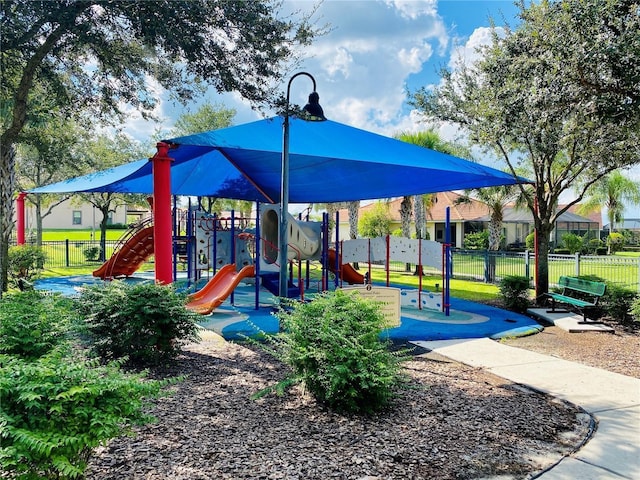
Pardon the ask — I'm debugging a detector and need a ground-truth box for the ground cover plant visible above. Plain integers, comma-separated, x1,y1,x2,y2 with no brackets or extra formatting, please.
0,290,178,480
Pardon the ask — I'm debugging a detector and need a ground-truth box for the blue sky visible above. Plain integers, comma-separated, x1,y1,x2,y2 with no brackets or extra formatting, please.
124,0,523,146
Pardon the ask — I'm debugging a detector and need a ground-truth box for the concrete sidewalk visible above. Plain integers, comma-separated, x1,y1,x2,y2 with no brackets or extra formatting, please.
412,337,640,479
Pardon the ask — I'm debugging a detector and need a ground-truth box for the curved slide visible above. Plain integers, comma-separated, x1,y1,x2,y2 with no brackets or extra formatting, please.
186,264,255,315
93,226,154,279
327,249,364,285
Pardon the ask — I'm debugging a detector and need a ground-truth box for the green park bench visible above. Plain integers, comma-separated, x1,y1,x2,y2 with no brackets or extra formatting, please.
546,276,606,324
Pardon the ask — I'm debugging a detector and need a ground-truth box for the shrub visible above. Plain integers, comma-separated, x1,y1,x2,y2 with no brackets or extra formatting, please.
0,351,175,479
561,233,583,254
78,281,200,368
272,290,407,414
499,275,531,313
82,246,102,262
602,284,637,323
0,291,77,359
358,202,392,238
585,238,603,255
607,232,625,253
8,245,46,287
525,232,535,250
463,231,488,250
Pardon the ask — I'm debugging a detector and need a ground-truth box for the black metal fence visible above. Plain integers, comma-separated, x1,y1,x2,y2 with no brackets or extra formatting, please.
11,241,640,291
12,240,120,268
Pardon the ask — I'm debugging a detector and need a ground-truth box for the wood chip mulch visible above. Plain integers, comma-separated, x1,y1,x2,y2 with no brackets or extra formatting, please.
83,326,622,480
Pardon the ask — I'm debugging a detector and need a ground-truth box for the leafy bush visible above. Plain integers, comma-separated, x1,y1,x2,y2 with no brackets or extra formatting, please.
607,232,625,253
525,232,535,250
78,281,200,368
0,291,77,359
499,275,531,313
0,351,174,479
463,231,489,250
585,238,603,255
271,290,407,414
8,245,46,286
561,233,583,254
566,275,635,323
358,202,392,238
82,246,102,262
602,284,637,323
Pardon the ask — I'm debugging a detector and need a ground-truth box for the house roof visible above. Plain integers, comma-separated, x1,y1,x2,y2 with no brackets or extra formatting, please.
475,208,598,225
336,193,600,227
336,192,490,222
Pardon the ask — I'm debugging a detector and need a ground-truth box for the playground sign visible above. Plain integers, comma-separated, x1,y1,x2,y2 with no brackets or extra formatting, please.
341,285,401,327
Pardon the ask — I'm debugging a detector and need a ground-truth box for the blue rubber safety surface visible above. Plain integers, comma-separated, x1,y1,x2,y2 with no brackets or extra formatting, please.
34,275,543,342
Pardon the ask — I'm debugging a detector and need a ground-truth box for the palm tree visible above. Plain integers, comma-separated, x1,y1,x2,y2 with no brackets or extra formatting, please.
578,170,640,234
394,130,471,274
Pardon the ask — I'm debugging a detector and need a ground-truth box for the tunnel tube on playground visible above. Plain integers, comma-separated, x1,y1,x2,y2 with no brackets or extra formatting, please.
260,204,322,266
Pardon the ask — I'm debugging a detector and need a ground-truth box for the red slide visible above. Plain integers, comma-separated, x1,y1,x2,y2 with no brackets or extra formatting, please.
327,249,365,285
92,226,154,279
186,264,256,315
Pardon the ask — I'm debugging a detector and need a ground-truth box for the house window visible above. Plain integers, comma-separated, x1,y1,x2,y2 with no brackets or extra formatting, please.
72,210,82,225
107,212,114,225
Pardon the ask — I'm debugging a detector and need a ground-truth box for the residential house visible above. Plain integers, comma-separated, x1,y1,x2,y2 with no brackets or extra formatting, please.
335,193,601,249
335,192,490,248
22,197,149,231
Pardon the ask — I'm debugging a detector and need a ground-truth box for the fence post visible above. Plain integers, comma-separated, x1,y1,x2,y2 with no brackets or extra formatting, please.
65,239,70,267
525,250,530,280
575,252,580,277
483,250,490,282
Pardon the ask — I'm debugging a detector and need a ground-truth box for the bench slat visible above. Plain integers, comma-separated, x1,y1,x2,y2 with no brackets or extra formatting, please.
547,293,595,308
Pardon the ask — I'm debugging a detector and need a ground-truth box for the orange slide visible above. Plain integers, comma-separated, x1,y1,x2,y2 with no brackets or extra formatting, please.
186,264,256,315
92,226,155,279
327,249,365,285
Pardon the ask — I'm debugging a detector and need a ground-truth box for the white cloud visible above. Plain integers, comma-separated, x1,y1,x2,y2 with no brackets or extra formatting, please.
117,1,515,144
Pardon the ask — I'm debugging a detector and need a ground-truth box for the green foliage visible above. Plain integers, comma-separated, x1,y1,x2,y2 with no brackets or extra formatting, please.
463,231,489,250
78,281,200,368
358,202,392,239
585,238,604,255
0,291,77,360
561,233,584,254
570,275,635,323
602,284,637,324
82,246,102,262
8,245,45,284
0,351,174,479
271,291,408,414
607,232,625,252
525,232,535,250
499,276,531,313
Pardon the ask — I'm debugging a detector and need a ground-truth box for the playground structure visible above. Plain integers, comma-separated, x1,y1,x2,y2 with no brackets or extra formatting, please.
90,200,452,317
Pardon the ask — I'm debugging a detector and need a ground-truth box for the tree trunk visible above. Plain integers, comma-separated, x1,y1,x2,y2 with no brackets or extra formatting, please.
99,207,109,262
535,226,552,304
0,145,16,294
348,201,359,269
36,197,43,246
413,195,425,275
400,196,412,272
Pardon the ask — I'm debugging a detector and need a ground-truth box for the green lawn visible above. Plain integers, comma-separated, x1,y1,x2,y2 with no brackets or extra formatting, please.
42,229,127,241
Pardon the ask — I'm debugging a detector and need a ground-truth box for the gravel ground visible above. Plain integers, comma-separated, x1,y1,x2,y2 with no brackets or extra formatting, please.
81,320,640,480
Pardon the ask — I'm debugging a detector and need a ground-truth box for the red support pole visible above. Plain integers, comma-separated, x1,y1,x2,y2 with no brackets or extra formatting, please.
151,142,174,285
16,192,26,245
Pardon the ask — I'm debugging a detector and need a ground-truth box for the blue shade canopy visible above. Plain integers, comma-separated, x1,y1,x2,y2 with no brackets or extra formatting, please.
31,116,524,202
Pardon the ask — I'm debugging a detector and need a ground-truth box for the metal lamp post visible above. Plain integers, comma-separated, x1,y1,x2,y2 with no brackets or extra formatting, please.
279,72,325,297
